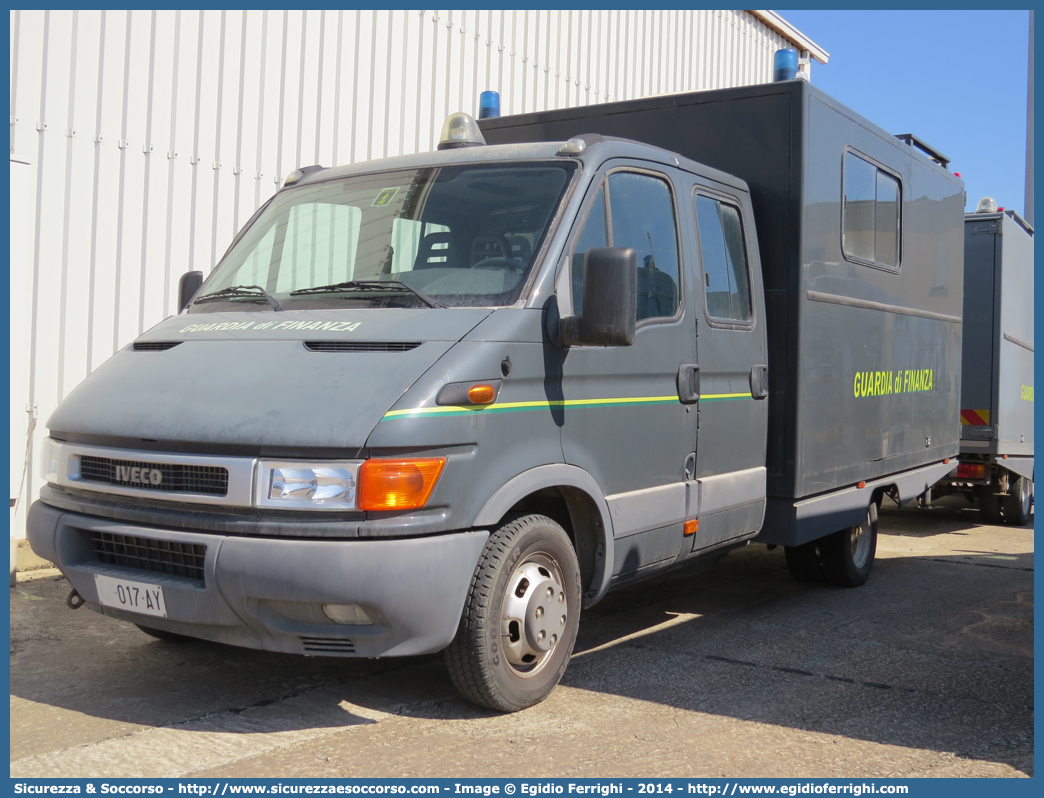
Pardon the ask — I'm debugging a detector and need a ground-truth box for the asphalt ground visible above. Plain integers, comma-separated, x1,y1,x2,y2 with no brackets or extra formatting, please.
9,496,1033,779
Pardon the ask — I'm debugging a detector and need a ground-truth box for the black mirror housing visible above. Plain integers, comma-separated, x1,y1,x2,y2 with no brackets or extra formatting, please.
178,271,204,312
561,247,637,347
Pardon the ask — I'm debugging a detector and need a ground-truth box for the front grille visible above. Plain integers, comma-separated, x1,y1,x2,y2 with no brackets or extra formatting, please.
301,636,356,654
304,341,420,352
80,455,228,496
132,341,182,351
92,530,207,583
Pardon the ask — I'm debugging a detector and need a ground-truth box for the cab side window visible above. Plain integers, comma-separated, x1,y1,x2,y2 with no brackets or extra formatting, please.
570,171,681,322
695,194,753,324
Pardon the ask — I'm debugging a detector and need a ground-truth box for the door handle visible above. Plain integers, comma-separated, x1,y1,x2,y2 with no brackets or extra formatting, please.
678,364,700,404
750,364,768,399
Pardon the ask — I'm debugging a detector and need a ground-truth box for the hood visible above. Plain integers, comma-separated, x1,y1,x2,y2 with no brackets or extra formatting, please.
49,308,492,451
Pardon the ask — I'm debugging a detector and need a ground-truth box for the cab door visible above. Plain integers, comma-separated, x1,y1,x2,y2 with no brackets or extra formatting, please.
556,163,700,580
687,183,768,551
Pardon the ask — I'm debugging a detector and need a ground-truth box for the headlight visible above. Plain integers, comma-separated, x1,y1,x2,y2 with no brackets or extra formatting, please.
39,437,62,484
255,461,361,510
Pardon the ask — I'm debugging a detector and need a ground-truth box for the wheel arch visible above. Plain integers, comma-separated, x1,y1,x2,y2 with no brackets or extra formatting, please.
472,464,614,607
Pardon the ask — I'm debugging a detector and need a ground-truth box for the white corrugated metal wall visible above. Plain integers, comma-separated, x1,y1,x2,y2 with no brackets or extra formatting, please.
9,9,804,538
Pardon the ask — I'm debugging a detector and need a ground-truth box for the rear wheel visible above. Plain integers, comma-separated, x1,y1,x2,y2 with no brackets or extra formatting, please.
446,514,581,712
1002,476,1033,526
783,540,824,583
819,502,878,587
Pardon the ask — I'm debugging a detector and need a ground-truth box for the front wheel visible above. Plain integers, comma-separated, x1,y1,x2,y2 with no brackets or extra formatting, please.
818,502,878,587
446,514,581,712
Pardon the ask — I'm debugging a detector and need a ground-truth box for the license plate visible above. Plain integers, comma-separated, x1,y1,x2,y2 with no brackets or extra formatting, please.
95,574,167,618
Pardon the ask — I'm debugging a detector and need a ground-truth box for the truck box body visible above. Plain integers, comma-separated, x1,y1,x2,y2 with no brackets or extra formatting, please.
960,211,1034,466
481,81,965,510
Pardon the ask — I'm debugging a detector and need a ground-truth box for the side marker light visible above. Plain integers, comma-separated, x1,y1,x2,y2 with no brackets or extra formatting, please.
684,519,698,536
857,481,866,489
468,383,496,405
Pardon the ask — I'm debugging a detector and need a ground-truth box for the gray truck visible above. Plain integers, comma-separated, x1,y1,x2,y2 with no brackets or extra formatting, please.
28,79,964,712
933,205,1034,522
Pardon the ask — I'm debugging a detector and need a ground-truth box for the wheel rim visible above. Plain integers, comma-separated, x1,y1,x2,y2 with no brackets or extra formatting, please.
850,512,872,570
500,553,568,678
1020,479,1032,515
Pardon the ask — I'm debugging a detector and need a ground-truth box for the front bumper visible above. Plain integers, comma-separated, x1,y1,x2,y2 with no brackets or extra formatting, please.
28,500,489,658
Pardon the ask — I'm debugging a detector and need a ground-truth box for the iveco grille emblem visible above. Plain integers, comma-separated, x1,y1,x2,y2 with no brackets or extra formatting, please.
117,466,163,485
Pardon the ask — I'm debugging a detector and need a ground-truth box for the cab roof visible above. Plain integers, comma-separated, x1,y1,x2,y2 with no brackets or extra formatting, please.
290,136,750,195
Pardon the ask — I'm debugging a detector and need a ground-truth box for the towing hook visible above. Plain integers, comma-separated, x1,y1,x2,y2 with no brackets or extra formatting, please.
66,589,85,610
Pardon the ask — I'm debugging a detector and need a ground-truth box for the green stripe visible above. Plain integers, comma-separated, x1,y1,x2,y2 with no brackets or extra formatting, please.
381,392,752,420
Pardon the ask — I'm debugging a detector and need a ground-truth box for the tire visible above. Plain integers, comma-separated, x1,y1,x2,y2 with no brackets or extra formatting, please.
783,540,824,583
446,514,581,712
978,485,1003,524
819,502,878,588
1002,476,1033,527
135,624,195,643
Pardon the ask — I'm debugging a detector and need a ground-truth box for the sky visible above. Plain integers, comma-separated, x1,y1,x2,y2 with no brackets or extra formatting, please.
782,10,1031,217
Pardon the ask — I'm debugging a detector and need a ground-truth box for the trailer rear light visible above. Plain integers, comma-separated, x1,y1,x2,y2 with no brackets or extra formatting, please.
359,458,446,511
956,463,985,480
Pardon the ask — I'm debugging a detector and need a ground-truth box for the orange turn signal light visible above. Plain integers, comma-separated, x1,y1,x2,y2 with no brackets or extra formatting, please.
684,519,699,536
467,383,496,405
359,458,446,511
857,481,866,489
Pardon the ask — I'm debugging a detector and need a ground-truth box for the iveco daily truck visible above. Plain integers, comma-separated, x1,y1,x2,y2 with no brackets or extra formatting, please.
934,203,1033,523
29,78,964,712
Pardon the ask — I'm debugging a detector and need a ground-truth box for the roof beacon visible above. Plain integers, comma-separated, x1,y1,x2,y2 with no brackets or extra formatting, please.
438,112,487,150
976,196,998,213
479,91,501,119
773,48,798,82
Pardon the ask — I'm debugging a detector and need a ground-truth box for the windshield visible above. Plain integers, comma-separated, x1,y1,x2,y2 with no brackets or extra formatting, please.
190,161,575,312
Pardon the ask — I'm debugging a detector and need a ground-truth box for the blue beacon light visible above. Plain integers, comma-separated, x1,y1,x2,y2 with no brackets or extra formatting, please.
773,48,798,82
479,91,501,119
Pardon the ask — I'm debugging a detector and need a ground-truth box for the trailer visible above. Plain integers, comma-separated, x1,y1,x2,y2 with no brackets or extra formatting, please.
935,207,1034,523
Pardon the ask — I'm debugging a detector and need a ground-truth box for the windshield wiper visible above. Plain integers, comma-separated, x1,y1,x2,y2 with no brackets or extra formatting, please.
289,280,443,308
194,285,284,311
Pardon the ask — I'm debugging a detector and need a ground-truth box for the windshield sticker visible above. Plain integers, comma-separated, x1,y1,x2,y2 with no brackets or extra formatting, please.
371,187,400,207
179,319,362,334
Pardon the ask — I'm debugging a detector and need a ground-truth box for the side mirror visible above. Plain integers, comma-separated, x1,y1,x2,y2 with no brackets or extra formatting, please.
178,271,204,312
560,247,637,347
